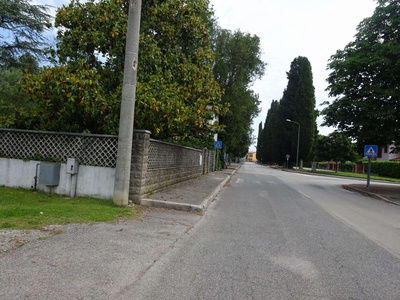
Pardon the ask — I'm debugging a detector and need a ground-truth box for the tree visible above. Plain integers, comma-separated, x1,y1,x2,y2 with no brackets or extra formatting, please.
0,68,25,118
0,0,52,68
256,121,263,162
13,0,226,146
314,132,358,165
279,56,316,163
13,61,119,134
260,100,282,164
323,0,400,149
0,53,39,125
137,0,226,145
256,57,316,166
212,29,266,157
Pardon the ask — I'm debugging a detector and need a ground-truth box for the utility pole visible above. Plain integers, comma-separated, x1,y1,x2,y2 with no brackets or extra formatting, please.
113,0,142,206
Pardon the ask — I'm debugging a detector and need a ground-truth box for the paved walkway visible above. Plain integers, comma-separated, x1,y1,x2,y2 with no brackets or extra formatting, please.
345,183,400,206
141,163,241,211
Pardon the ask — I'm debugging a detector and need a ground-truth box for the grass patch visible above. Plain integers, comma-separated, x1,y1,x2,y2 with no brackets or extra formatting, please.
0,187,142,230
299,169,400,182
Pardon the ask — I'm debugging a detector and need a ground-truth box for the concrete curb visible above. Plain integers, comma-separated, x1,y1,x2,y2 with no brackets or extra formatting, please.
343,185,400,206
140,198,204,212
141,165,241,212
199,166,239,211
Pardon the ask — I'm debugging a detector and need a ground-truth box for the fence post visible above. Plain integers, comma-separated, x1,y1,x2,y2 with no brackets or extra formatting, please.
129,130,151,204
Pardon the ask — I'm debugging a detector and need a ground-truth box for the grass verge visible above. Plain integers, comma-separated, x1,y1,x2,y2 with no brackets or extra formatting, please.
299,169,400,183
0,187,142,230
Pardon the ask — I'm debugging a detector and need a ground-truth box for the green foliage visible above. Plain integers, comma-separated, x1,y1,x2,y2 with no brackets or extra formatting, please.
256,122,263,161
365,161,400,179
139,0,227,146
212,29,266,157
312,161,356,172
0,54,40,126
53,0,127,92
339,162,356,172
13,0,225,147
259,100,281,164
12,61,119,134
0,68,26,116
313,132,358,163
323,0,400,148
0,0,52,68
137,0,227,143
257,57,316,165
280,56,316,162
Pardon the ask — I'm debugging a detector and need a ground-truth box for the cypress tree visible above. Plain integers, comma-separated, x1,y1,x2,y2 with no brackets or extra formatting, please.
259,57,316,166
256,121,263,162
279,56,316,163
263,100,281,164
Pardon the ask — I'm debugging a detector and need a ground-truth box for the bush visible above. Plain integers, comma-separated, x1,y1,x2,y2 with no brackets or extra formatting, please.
339,162,356,172
363,161,400,179
317,162,329,169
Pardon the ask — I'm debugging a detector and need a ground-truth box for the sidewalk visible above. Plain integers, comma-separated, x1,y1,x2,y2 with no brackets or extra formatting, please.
141,163,241,212
344,183,400,206
0,165,241,298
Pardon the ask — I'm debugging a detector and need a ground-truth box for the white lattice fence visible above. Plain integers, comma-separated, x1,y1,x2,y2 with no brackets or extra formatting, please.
0,129,118,167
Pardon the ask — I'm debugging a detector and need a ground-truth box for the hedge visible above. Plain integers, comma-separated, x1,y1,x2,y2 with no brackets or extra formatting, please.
363,161,400,179
310,161,356,172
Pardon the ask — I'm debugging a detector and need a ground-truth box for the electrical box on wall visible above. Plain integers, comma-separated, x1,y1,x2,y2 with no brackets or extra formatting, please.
39,163,61,186
66,158,79,175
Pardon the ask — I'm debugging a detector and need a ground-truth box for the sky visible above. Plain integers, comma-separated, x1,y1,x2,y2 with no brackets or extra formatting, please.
43,0,377,151
209,0,377,151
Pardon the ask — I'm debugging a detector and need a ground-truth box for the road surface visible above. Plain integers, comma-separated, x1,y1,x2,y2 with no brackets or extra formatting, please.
122,163,400,299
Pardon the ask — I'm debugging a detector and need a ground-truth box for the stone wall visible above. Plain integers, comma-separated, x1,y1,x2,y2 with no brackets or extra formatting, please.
129,130,215,204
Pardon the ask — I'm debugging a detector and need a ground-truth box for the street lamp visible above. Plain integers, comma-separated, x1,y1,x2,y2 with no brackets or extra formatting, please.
286,119,300,169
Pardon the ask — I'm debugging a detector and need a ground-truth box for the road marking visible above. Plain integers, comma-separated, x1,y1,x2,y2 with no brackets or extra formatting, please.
299,190,311,199
294,173,316,177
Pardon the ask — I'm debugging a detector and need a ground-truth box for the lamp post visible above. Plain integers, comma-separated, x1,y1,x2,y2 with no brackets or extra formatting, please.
286,119,300,169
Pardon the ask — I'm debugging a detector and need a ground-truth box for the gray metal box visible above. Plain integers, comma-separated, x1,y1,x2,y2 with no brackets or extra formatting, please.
66,158,79,174
39,163,61,186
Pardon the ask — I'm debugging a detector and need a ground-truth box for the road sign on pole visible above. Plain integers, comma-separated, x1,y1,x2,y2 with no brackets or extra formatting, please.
214,141,222,149
364,145,378,157
364,145,378,191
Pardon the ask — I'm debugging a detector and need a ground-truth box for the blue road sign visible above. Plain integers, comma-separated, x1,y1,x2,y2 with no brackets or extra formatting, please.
214,141,222,149
364,145,378,157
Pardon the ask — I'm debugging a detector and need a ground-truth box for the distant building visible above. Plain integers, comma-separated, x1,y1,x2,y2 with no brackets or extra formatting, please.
247,152,257,162
363,144,400,161
377,145,400,161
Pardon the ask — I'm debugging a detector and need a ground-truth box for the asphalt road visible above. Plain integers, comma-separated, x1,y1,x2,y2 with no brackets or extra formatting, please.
121,163,400,300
